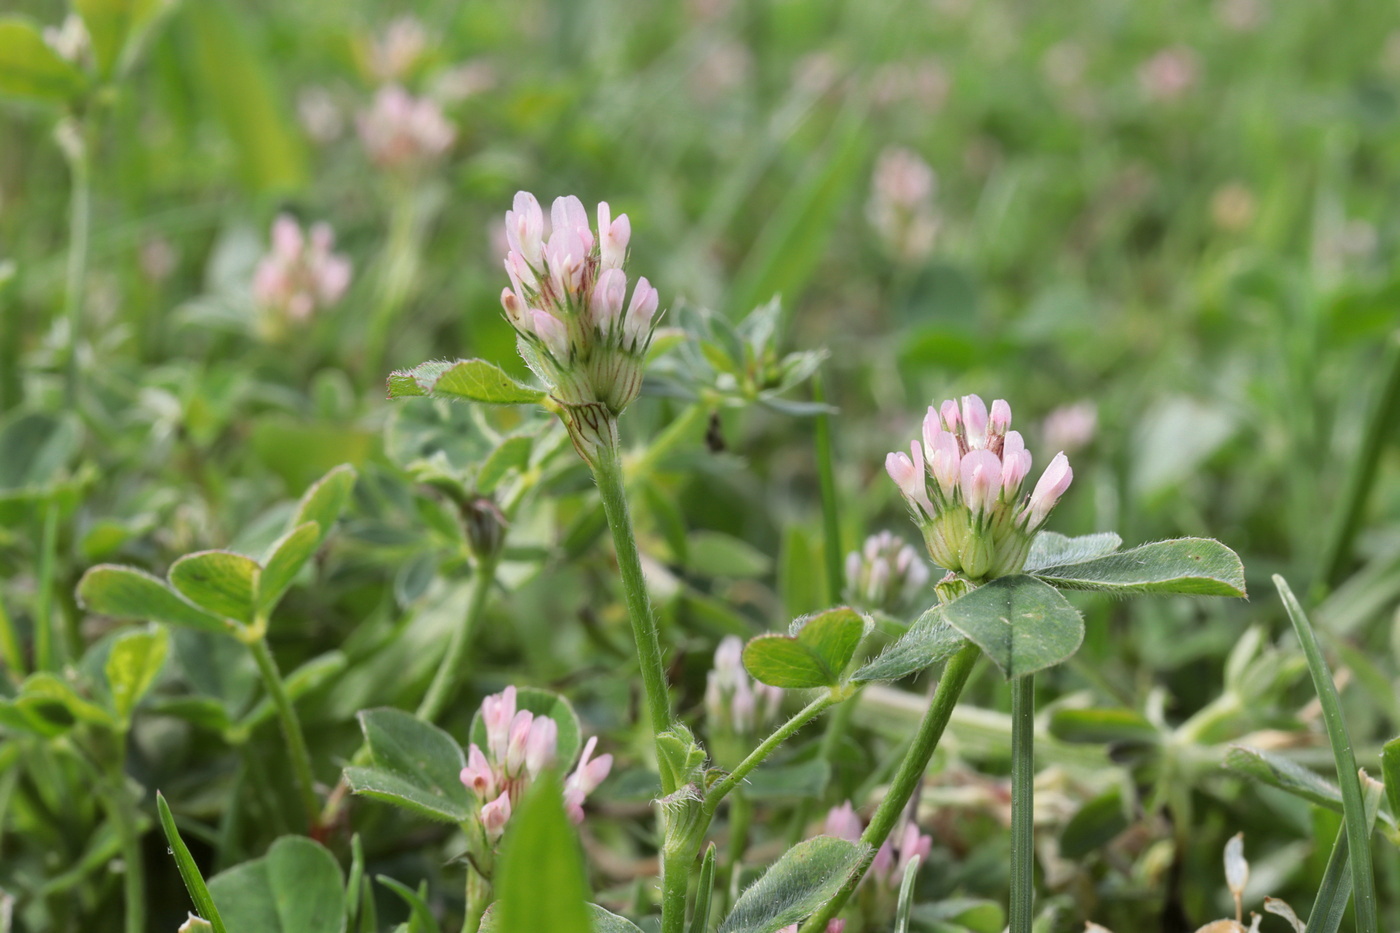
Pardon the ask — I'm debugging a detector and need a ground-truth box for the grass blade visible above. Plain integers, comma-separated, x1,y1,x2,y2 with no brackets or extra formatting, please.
1274,575,1378,933
156,791,229,933
688,843,717,933
1306,778,1383,933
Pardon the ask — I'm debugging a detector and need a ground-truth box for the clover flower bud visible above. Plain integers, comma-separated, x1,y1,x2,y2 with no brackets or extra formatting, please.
499,192,660,424
959,449,1001,520
886,394,1072,580
825,801,864,843
563,736,614,824
597,202,631,270
482,685,517,762
481,792,512,841
1021,452,1073,531
989,399,1012,437
844,531,930,612
524,716,558,778
961,395,989,448
506,192,546,267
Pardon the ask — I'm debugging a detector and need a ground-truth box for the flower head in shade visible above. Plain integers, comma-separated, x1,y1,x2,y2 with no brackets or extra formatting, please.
459,686,612,842
499,191,660,418
705,635,783,745
252,215,352,337
867,147,940,263
844,531,930,613
885,395,1072,580
356,85,456,170
824,801,933,889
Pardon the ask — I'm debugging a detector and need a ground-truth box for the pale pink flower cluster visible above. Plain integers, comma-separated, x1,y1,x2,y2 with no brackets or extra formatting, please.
1138,47,1200,102
356,85,456,170
459,687,612,841
705,636,783,736
844,531,930,613
885,395,1072,579
252,215,352,325
867,147,940,264
826,801,933,889
500,192,660,413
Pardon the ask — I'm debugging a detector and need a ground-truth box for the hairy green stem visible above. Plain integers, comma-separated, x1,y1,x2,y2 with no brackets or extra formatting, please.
58,118,91,409
1009,675,1035,933
463,865,491,933
110,766,146,933
417,554,499,722
704,692,839,817
800,642,981,933
590,443,675,768
248,635,319,829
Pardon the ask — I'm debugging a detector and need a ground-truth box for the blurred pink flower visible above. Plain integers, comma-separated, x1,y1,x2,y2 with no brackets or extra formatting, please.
366,16,428,83
252,215,352,328
1138,46,1200,101
297,87,345,144
1041,402,1098,455
357,85,456,170
867,147,940,263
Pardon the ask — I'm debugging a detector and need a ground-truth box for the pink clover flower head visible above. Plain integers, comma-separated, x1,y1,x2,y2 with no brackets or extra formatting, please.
366,16,429,83
843,531,930,612
885,394,1073,579
356,85,456,170
251,214,352,336
705,635,783,738
498,191,662,415
459,686,611,842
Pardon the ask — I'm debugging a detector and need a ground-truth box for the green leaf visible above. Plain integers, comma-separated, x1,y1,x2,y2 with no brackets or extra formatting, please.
1382,738,1400,826
688,845,717,933
743,607,867,688
1030,537,1246,597
1224,746,1345,812
0,410,81,499
478,435,534,493
851,606,966,683
74,0,156,77
717,836,871,933
257,522,321,612
0,672,117,735
941,575,1084,679
376,877,440,933
743,758,831,801
169,551,260,625
493,771,592,933
388,359,545,405
1047,708,1159,746
293,464,357,548
1275,574,1379,933
78,565,230,635
208,836,346,933
1023,531,1123,573
177,0,307,192
346,708,472,823
0,18,86,103
587,905,645,933
157,792,230,933
105,624,169,723
1060,788,1130,859
470,687,583,769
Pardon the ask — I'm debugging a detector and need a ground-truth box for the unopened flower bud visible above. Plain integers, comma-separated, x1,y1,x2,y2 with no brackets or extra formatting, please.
825,801,864,842
463,496,507,559
959,449,1001,519
1021,452,1073,530
844,531,930,612
961,395,989,448
481,791,512,841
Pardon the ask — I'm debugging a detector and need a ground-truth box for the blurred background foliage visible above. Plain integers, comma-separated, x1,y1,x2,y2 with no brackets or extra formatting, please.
4,0,1400,929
